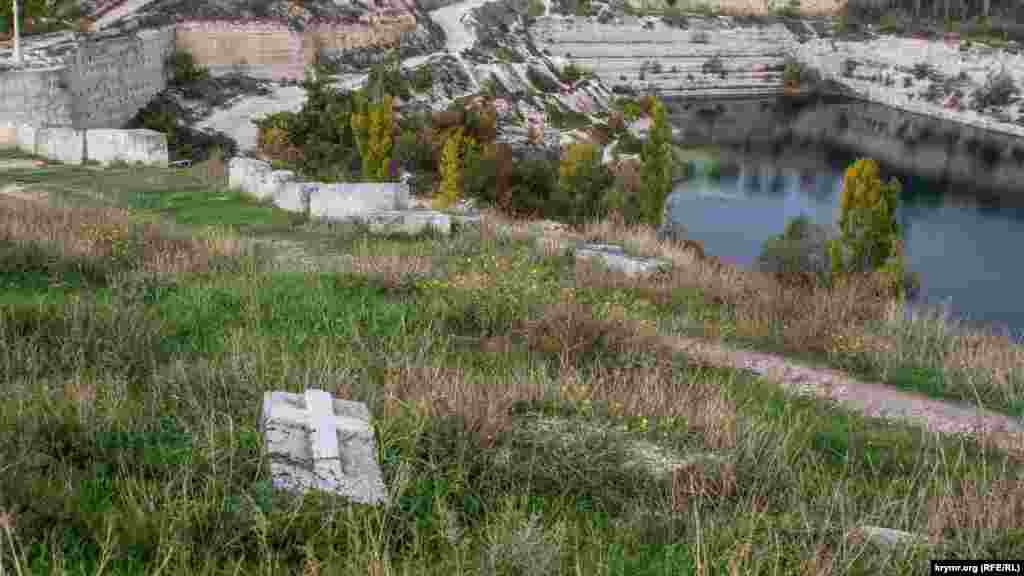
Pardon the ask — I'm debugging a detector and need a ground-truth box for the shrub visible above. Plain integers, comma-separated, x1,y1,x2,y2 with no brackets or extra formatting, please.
702,55,726,78
757,215,833,288
169,50,210,89
639,98,674,227
527,0,546,18
622,101,643,122
412,66,434,92
607,111,627,135
504,156,560,218
561,63,587,84
782,56,821,90
556,140,615,227
971,67,1019,110
603,158,644,224
463,142,514,211
842,58,859,77
878,9,904,33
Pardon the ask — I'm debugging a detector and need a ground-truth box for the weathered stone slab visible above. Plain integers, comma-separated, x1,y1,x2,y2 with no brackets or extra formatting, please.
260,389,387,505
350,209,452,236
575,243,670,278
307,182,411,220
85,129,169,166
229,157,296,201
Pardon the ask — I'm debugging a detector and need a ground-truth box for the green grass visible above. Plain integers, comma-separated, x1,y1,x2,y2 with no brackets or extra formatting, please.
2,160,1023,574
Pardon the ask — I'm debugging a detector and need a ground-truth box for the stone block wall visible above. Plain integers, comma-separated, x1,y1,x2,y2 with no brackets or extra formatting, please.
36,127,87,164
67,25,177,129
0,26,173,131
0,67,75,127
229,156,410,219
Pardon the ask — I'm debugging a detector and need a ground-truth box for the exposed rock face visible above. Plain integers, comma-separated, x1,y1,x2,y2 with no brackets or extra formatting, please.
323,3,447,72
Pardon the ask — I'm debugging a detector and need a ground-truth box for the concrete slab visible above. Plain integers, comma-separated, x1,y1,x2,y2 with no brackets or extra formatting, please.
85,129,169,166
36,127,85,165
260,389,387,505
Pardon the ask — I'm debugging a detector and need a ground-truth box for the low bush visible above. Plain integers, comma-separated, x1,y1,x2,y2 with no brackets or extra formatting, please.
971,67,1019,110
757,215,833,289
168,50,210,89
556,140,615,227
702,55,726,78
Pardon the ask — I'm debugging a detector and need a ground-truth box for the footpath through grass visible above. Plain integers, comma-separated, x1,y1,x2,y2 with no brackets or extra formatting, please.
1,157,1023,574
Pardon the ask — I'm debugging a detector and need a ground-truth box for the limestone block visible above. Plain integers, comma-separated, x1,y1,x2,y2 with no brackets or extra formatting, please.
85,129,169,166
307,182,411,220
229,157,295,201
36,127,85,165
278,182,314,214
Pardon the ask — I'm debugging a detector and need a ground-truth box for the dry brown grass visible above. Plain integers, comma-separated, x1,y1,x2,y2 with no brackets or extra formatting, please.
0,195,252,276
926,474,1024,544
381,364,548,447
346,254,437,285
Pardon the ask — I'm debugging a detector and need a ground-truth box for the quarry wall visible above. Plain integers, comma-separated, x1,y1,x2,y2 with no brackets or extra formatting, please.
174,14,418,82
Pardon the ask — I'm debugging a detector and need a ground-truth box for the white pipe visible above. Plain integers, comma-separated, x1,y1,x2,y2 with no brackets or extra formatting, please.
12,0,22,65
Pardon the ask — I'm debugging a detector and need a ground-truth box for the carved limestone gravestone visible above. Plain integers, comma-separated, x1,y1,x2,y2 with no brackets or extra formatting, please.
260,389,387,505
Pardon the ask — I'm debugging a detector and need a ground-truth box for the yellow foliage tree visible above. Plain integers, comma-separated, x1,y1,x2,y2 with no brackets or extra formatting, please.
351,94,395,182
434,127,474,209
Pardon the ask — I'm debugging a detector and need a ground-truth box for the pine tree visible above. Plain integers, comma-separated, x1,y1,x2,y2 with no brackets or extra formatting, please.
828,157,915,297
434,127,467,209
351,94,395,182
639,97,674,227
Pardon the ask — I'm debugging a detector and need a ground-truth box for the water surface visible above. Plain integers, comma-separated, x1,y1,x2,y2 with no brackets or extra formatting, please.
666,149,1024,340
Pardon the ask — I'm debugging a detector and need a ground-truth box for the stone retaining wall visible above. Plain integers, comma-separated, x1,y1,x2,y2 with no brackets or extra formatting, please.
228,156,410,219
0,121,168,165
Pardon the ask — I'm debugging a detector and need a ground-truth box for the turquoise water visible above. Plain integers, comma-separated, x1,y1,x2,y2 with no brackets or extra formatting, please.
666,152,1024,340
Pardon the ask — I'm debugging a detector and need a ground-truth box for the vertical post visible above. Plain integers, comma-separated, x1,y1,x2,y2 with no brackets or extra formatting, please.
12,0,21,65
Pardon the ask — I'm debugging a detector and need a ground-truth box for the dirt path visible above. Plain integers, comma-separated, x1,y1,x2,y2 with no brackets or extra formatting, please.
659,334,1024,456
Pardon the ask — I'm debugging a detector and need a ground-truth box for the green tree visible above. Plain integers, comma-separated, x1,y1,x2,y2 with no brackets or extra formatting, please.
351,93,396,182
827,157,916,298
639,97,674,227
434,127,475,209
